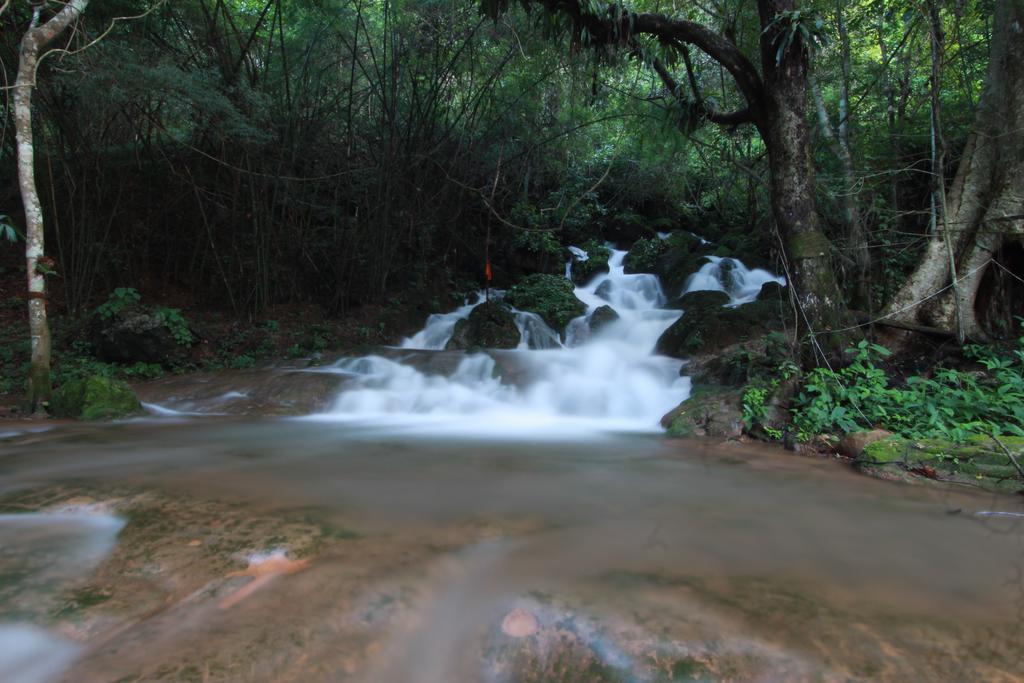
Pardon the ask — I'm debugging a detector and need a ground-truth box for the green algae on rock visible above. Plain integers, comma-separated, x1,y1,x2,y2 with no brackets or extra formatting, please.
50,375,144,420
506,274,587,332
661,388,744,438
858,435,1024,493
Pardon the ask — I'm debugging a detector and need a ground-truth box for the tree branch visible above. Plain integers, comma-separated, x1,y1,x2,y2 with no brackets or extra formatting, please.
531,0,765,119
650,55,756,126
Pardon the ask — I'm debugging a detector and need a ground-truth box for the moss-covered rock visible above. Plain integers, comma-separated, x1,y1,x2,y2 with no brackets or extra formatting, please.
506,274,587,332
653,233,708,298
656,290,783,359
857,435,1024,493
661,388,744,438
50,375,144,420
569,240,612,285
685,331,793,387
445,301,521,351
589,305,619,333
623,236,668,274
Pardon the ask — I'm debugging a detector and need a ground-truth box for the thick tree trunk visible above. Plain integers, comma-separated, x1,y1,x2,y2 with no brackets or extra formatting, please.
758,0,850,354
13,0,90,413
885,0,1024,339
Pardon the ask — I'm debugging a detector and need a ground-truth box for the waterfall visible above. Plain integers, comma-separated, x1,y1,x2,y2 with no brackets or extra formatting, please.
307,243,783,435
683,256,786,306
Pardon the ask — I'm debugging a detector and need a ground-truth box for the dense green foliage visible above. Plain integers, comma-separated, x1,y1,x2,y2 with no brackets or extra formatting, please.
789,336,1024,441
2,0,1023,445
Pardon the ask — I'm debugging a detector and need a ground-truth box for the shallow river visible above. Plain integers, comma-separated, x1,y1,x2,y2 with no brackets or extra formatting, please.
2,417,1023,682
3,248,1024,681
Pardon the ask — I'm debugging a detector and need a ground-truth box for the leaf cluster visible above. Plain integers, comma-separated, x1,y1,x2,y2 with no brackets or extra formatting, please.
791,333,1024,442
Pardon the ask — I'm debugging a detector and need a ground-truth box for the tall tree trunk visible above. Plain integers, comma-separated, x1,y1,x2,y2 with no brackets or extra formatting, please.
884,0,1024,339
13,0,90,413
758,0,849,353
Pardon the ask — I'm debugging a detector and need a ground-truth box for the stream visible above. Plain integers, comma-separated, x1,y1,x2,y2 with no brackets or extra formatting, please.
1,248,1023,681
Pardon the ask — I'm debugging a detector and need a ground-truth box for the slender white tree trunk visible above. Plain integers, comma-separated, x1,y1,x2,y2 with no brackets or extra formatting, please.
13,0,90,413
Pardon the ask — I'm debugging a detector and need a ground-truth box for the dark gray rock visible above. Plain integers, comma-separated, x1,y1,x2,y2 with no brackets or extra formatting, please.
655,290,782,359
90,307,189,366
445,301,521,350
588,305,619,333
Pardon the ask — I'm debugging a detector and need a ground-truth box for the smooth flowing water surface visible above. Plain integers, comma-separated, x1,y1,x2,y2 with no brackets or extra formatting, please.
2,249,1023,681
1,422,1023,682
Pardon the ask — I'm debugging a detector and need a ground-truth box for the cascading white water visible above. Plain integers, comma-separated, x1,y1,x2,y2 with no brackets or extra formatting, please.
308,248,691,435
400,293,486,350
683,255,786,306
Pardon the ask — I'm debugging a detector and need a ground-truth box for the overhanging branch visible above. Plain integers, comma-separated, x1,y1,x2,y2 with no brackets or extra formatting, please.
530,0,765,118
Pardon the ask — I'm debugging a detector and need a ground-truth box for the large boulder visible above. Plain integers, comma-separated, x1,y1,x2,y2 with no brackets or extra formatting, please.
685,331,793,387
838,429,894,458
651,232,708,298
622,236,667,274
445,301,521,350
90,306,192,366
588,305,619,333
656,290,783,359
505,274,587,332
661,389,744,438
50,375,144,420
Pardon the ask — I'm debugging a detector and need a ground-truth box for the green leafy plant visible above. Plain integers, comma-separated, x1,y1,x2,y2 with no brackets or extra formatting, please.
763,10,830,66
791,333,1024,442
153,306,193,346
230,354,256,369
96,287,142,319
121,362,164,379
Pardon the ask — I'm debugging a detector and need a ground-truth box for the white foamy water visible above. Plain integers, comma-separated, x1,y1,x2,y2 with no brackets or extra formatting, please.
684,255,786,306
310,249,690,434
0,625,82,683
400,293,488,350
0,507,125,683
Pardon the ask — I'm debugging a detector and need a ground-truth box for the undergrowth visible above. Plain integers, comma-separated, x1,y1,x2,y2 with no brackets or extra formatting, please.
788,333,1024,442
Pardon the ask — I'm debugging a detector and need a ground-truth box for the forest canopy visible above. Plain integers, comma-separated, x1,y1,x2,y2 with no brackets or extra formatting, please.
2,0,1023,410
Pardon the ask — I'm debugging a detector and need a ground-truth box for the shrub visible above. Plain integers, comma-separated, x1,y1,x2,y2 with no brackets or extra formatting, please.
791,334,1024,442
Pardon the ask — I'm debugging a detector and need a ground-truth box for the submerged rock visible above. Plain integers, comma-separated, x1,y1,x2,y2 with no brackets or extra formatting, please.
505,274,586,332
445,300,521,350
50,375,143,420
656,290,783,359
660,389,744,438
856,435,1024,493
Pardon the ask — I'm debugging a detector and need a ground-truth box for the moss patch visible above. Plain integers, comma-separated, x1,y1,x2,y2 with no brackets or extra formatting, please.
446,300,521,350
656,290,784,359
506,274,587,332
661,388,744,438
50,375,143,420
859,435,1024,493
